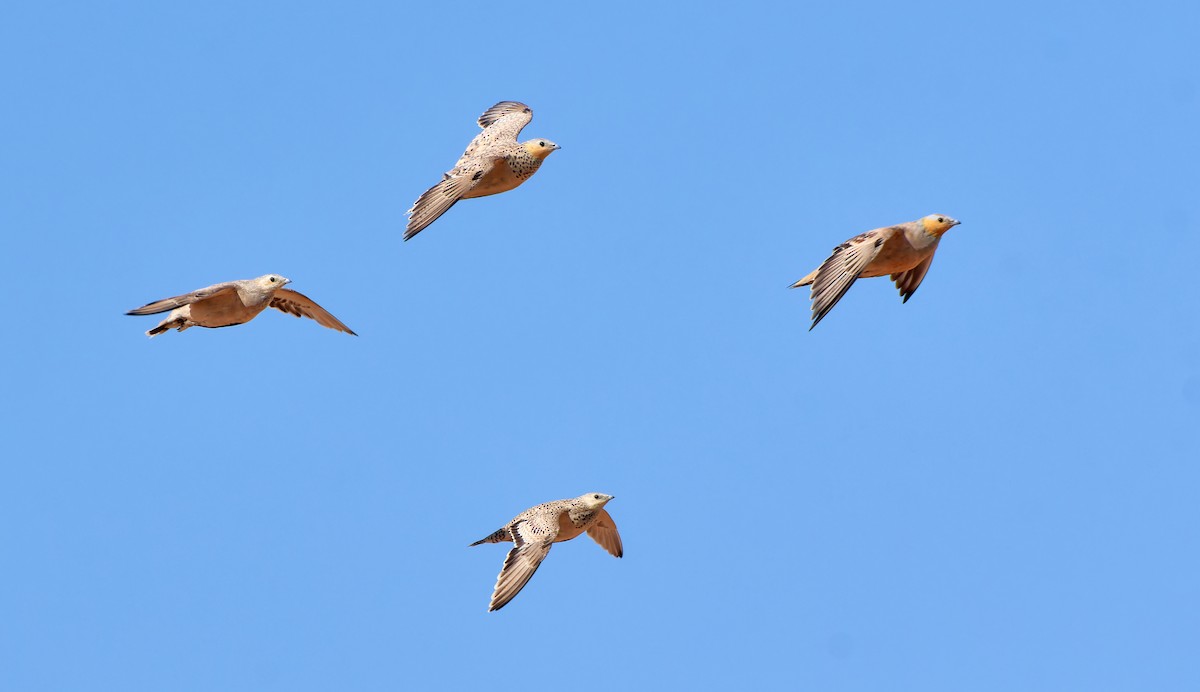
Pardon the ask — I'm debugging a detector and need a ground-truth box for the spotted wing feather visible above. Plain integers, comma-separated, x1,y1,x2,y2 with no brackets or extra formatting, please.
488,512,559,611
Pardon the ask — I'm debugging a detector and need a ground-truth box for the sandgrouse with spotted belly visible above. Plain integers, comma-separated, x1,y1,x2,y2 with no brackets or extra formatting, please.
470,493,622,612
404,101,560,240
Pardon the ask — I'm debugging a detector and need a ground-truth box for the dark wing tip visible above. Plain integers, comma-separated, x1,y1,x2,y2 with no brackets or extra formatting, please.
809,303,832,330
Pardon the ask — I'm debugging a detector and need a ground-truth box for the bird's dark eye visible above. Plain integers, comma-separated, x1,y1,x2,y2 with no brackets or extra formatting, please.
269,277,276,282
593,494,600,499
937,217,944,223
539,141,545,147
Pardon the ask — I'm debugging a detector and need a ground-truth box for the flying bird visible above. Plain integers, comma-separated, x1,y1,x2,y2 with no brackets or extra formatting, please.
470,493,622,612
791,214,962,330
126,274,356,337
405,101,560,240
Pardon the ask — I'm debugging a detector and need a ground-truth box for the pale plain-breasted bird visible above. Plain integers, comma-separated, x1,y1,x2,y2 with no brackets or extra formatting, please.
126,275,356,337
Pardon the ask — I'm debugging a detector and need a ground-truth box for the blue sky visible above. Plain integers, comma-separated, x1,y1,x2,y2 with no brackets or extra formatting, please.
1,1,1198,689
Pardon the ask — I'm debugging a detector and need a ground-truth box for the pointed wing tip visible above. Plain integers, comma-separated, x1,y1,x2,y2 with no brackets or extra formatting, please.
487,591,514,612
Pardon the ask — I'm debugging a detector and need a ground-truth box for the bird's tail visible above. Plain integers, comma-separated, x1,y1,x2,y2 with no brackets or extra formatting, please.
146,317,186,337
469,527,510,546
789,269,818,289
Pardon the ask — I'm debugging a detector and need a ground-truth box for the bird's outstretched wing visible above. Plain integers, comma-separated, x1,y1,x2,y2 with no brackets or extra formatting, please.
269,288,356,335
890,251,936,303
404,164,489,240
809,230,887,330
586,509,623,558
476,101,533,139
488,512,559,611
126,283,238,315
455,102,532,165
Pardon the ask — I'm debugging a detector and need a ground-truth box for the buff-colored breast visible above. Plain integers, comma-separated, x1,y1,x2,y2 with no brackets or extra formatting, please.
859,229,936,278
553,511,589,543
188,291,268,327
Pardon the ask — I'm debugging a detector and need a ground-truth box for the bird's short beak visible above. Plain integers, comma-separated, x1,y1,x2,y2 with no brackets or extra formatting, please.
952,220,962,226
284,278,293,285
553,144,562,151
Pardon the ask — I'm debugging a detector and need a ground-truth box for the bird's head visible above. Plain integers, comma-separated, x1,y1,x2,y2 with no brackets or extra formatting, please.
920,215,961,236
522,138,561,160
256,274,291,290
578,493,614,509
